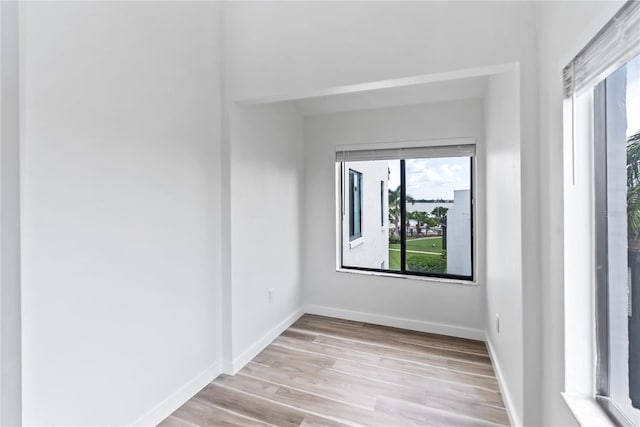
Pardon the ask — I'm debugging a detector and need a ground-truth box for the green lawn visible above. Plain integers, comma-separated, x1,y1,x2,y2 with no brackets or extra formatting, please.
389,237,444,253
388,237,444,271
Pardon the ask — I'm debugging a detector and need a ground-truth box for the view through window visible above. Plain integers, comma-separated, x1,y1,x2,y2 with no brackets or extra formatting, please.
339,150,473,280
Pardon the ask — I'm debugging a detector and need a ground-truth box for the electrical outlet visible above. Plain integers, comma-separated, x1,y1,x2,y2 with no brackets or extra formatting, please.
268,288,275,304
496,313,500,333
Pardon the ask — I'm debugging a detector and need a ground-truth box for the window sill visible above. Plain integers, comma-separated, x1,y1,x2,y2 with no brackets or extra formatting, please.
336,267,477,286
562,393,615,427
349,237,365,249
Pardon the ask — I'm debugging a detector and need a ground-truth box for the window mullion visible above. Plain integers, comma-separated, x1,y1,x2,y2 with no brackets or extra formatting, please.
594,79,610,398
400,159,406,273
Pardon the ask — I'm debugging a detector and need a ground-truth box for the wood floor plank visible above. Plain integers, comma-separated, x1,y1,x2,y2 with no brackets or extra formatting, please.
196,383,305,427
310,334,496,376
257,344,337,369
216,373,280,396
273,333,500,392
275,333,383,365
274,384,410,427
240,362,378,409
376,355,500,391
242,355,506,421
447,358,496,376
160,314,508,426
251,351,335,378
329,358,505,408
281,329,318,342
298,414,351,427
298,315,489,356
290,322,492,366
171,397,273,427
259,343,503,409
375,396,504,427
413,393,510,425
299,314,485,352
217,373,410,427
295,315,365,330
359,320,487,351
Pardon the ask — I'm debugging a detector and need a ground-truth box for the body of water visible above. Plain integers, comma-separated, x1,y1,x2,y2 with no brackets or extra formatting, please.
405,202,453,214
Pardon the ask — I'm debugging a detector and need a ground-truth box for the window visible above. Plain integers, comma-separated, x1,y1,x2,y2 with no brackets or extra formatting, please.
593,54,640,426
348,169,362,241
337,143,475,281
563,2,640,424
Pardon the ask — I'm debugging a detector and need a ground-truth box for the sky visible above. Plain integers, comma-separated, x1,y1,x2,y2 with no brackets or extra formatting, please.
387,157,470,201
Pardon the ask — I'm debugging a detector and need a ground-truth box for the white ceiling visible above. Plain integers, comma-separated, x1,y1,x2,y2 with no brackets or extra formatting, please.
295,75,488,116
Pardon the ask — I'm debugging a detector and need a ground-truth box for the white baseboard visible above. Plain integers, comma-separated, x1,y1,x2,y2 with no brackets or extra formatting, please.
224,307,305,375
132,361,221,426
485,334,521,427
304,304,484,341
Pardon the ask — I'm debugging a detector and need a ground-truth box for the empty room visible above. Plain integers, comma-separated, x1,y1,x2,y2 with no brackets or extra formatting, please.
1,1,639,426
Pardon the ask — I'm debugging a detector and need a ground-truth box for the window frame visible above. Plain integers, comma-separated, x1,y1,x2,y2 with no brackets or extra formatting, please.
593,67,638,427
338,153,475,282
593,77,610,402
348,169,363,241
380,180,385,228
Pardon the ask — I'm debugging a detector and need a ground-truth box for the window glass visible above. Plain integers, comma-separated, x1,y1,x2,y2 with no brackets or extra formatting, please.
404,158,471,276
340,155,473,280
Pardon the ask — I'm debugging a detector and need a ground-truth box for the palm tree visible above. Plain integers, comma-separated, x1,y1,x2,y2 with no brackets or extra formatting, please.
413,211,429,236
431,206,449,219
628,130,640,241
388,185,416,237
388,186,401,236
405,211,438,237
406,211,416,237
426,215,440,235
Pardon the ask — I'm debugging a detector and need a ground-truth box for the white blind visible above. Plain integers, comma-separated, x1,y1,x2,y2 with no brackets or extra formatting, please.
335,144,475,162
563,0,640,97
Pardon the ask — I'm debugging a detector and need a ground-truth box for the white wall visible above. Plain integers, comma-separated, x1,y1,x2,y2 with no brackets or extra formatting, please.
484,69,524,425
341,161,389,270
304,100,487,338
446,189,472,276
226,102,305,371
0,1,22,425
20,2,222,425
534,2,626,425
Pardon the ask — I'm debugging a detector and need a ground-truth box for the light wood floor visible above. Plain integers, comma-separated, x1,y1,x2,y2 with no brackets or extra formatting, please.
160,314,508,427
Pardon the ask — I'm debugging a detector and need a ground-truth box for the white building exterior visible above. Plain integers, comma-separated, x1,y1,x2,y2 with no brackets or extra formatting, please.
446,189,472,276
342,161,389,270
